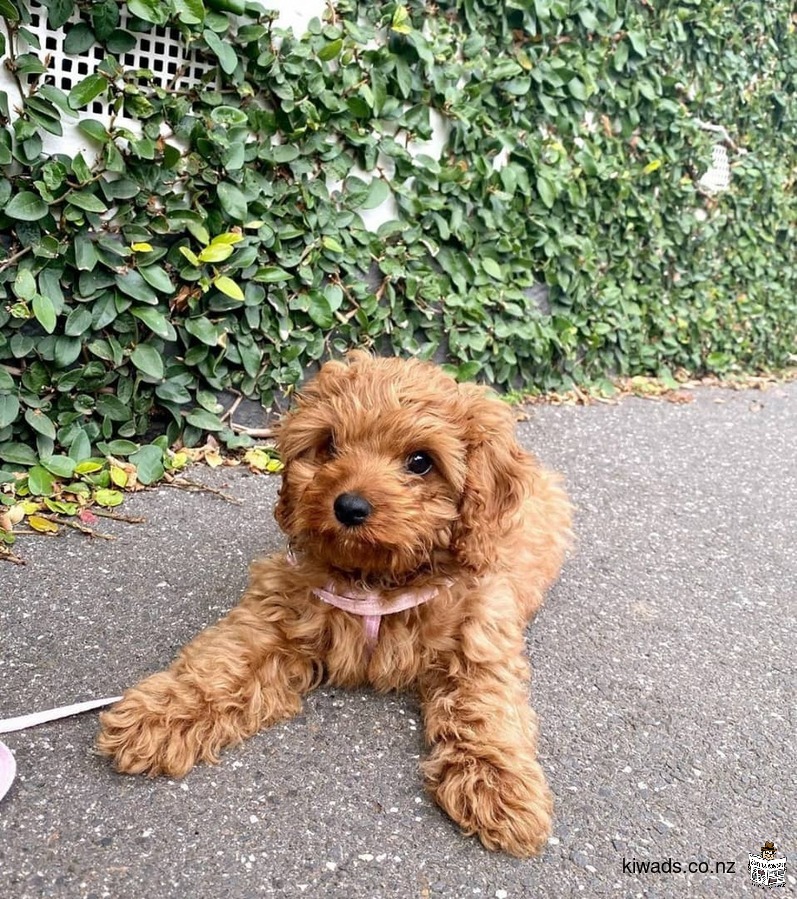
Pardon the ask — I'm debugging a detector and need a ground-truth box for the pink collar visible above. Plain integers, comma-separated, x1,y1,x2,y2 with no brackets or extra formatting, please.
286,547,441,655
311,582,440,655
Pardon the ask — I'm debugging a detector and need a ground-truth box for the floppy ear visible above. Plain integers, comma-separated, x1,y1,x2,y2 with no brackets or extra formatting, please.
451,386,536,572
273,358,349,531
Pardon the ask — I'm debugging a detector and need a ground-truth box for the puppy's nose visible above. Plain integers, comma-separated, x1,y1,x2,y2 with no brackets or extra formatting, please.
333,492,372,527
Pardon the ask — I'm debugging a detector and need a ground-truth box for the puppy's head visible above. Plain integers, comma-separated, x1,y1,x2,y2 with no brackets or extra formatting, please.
275,352,534,579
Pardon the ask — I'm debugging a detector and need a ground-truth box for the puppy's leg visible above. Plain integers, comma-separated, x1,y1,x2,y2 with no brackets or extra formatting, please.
420,653,552,857
97,597,320,777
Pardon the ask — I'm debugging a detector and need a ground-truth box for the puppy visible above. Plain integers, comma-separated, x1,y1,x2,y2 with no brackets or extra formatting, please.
97,352,571,857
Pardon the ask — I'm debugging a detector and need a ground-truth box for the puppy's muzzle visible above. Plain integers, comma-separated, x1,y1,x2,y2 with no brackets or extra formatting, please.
333,492,372,528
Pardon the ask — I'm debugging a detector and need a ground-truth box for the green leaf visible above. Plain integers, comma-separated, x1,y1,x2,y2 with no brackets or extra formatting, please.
536,175,556,209
217,182,248,220
318,39,343,61
321,235,344,253
184,316,220,346
106,29,136,54
186,408,224,431
0,0,20,22
68,430,92,462
116,270,159,304
129,444,165,485
41,455,77,478
64,306,94,336
96,394,132,421
13,269,37,301
28,465,56,496
77,119,109,143
360,178,390,210
127,0,169,24
67,190,108,213
0,394,19,429
254,266,291,283
64,23,96,55
32,294,57,334
131,306,177,340
155,380,192,404
307,292,333,328
68,74,108,110
628,30,647,57
174,0,205,25
204,29,238,75
74,233,99,271
130,344,165,380
482,258,503,281
42,0,73,28
4,191,49,221
24,408,57,440
139,264,175,293
91,0,119,40
0,442,37,466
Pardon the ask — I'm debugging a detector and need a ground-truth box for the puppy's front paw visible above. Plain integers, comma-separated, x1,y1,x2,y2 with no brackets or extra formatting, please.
96,673,207,778
424,747,553,857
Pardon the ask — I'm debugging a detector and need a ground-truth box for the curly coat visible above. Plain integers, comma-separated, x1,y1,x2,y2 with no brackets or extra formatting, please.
97,353,572,857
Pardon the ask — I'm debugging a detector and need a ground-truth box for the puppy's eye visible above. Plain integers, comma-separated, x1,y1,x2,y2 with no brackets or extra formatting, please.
323,434,337,458
406,451,433,476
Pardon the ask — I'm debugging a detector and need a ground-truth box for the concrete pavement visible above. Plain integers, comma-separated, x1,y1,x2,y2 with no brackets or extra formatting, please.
1,382,795,898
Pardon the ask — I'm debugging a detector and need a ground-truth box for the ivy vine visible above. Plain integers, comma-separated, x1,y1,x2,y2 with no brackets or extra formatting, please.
0,0,794,478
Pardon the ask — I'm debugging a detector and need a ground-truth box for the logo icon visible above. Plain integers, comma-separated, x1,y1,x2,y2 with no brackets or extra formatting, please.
748,841,787,889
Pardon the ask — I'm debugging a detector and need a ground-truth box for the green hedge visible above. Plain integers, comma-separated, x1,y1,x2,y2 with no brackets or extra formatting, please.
0,0,795,468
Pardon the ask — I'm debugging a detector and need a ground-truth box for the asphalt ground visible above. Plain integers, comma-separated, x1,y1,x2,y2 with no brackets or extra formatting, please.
0,382,795,899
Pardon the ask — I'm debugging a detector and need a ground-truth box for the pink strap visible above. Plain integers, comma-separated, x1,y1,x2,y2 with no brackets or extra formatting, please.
312,583,440,654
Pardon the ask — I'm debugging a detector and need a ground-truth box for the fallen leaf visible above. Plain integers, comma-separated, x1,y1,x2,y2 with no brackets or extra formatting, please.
0,505,25,532
27,515,59,534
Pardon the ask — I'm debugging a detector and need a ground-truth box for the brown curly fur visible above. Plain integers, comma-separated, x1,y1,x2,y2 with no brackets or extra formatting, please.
97,352,572,857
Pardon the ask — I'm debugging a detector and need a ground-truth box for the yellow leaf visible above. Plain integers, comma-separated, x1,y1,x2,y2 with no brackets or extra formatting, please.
243,448,270,470
205,449,223,468
643,159,662,174
179,246,201,267
391,5,412,34
131,242,153,252
244,448,283,472
213,275,245,301
209,232,244,246
110,466,129,488
198,244,234,263
28,515,59,533
20,500,42,515
94,488,124,508
168,451,189,470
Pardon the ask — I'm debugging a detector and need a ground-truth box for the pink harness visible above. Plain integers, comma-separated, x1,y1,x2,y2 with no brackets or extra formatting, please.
311,581,440,655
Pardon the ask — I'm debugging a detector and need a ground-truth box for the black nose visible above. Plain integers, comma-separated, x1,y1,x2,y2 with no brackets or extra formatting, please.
333,492,372,527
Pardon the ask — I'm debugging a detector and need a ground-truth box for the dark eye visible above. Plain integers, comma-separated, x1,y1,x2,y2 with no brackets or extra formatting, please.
324,434,337,458
406,451,433,475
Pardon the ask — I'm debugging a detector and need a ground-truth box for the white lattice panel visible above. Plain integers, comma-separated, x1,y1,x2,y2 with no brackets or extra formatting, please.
16,1,216,127
0,1,326,155
698,143,732,195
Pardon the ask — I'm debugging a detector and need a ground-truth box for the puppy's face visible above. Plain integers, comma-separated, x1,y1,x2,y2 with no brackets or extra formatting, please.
275,353,532,579
275,356,466,577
